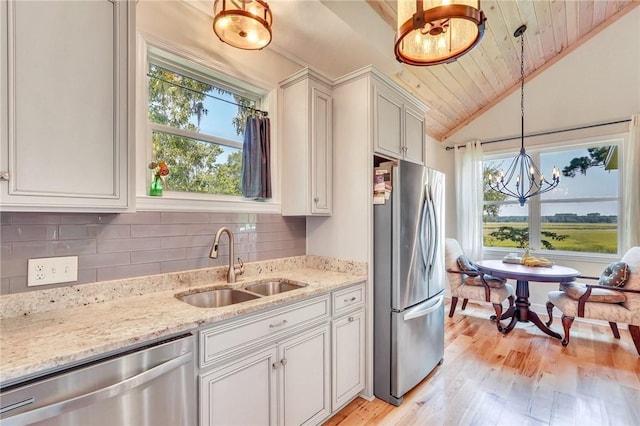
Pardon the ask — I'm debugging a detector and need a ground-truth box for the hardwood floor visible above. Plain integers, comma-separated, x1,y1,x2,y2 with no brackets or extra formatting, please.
324,300,640,426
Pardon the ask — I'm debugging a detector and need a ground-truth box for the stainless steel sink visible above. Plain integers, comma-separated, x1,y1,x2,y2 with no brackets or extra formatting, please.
243,280,306,296
177,288,260,308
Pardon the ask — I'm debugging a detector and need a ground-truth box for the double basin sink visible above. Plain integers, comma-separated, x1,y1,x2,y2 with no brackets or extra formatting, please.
176,280,306,309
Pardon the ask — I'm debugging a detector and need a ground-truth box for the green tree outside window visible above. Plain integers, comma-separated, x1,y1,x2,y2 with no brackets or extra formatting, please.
147,64,254,195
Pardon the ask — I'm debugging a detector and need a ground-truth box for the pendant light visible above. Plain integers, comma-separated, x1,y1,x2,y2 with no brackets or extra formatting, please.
213,0,273,50
488,25,560,206
395,0,486,66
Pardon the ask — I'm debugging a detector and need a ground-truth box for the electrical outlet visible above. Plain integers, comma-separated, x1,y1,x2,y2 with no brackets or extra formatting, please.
28,256,78,287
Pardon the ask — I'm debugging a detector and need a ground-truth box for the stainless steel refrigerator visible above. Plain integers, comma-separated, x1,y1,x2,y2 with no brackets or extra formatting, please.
373,160,445,406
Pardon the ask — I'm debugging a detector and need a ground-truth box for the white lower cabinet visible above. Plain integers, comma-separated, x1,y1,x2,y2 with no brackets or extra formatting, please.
198,296,332,426
279,324,331,426
330,283,366,412
331,309,365,411
200,346,278,426
197,284,366,425
199,324,330,426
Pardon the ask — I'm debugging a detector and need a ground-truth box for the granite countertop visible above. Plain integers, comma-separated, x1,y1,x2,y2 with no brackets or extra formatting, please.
0,255,367,386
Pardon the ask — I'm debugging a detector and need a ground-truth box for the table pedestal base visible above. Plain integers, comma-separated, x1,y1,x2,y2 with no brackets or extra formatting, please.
500,279,562,339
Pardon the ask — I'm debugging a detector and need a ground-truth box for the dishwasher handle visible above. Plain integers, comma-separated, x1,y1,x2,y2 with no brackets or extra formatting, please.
1,352,193,426
403,295,444,321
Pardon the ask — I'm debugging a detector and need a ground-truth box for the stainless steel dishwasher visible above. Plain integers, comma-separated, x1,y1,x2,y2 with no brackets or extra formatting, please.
0,333,195,426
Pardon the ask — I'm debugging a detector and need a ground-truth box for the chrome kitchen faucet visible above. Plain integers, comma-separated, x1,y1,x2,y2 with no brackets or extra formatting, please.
210,227,244,283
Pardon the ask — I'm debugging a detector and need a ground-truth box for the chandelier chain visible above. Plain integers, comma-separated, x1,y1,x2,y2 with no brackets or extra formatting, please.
520,30,525,131
487,24,560,206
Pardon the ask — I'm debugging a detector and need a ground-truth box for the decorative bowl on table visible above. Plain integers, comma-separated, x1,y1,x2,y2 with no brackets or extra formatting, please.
502,254,523,264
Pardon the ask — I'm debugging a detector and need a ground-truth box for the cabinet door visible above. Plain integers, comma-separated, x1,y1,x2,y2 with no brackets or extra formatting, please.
0,0,131,211
279,324,331,426
404,105,425,165
373,83,403,159
331,309,365,411
200,346,278,426
310,85,332,215
280,70,332,216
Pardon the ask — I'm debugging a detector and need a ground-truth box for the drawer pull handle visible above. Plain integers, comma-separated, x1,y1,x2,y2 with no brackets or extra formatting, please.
272,358,288,369
344,296,357,303
269,319,288,329
348,316,354,322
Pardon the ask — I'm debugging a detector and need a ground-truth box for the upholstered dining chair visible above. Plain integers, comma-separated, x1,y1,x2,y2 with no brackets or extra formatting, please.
444,238,515,331
546,246,640,355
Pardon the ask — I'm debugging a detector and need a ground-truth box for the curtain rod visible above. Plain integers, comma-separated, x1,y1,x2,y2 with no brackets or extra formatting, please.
444,118,631,151
146,73,268,117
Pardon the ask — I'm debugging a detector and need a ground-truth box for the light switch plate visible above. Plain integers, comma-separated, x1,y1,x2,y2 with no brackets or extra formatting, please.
28,256,78,286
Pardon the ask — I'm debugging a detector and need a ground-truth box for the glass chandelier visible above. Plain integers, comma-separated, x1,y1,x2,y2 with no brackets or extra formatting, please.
395,0,486,66
212,0,273,50
488,25,560,206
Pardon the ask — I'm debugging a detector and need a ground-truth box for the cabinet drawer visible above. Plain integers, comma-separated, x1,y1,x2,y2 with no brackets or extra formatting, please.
200,296,330,368
332,283,365,316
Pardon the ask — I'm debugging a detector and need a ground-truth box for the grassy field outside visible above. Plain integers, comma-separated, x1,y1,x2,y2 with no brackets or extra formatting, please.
483,222,617,254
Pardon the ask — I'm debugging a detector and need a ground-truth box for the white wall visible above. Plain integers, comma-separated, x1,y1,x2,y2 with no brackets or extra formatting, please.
424,134,456,239
442,7,640,313
136,1,303,88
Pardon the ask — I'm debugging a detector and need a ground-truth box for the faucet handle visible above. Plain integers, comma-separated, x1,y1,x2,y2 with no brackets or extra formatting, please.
236,257,245,276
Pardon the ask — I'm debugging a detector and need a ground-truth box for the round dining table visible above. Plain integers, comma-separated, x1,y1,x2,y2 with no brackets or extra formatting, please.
476,260,580,338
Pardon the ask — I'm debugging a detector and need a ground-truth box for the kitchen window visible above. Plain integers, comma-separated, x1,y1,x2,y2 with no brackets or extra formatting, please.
483,138,623,255
137,42,276,212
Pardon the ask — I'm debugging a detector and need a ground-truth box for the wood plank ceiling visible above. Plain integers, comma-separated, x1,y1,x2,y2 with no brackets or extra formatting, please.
366,0,638,141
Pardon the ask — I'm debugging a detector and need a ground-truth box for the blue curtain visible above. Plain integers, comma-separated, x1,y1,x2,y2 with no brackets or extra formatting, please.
241,115,271,199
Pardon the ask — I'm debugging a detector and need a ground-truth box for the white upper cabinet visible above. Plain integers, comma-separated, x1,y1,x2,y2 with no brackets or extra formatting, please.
373,83,403,159
280,68,333,216
0,0,133,212
403,102,426,165
373,77,426,165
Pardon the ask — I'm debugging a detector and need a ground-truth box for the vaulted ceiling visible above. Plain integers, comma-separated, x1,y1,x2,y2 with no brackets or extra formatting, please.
186,1,639,141
366,0,638,141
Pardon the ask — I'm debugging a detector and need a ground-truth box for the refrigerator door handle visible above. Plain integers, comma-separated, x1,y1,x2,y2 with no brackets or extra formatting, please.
427,185,438,278
403,295,444,321
419,186,430,271
420,184,436,278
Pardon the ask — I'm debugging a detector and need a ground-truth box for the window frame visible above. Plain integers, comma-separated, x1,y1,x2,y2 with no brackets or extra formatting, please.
135,33,280,213
482,133,625,261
